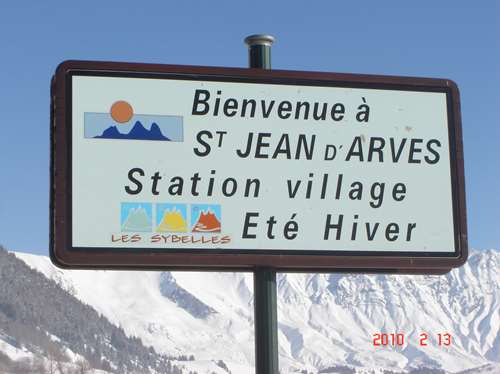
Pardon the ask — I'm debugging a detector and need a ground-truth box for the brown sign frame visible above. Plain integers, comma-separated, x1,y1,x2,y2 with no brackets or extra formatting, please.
50,60,468,273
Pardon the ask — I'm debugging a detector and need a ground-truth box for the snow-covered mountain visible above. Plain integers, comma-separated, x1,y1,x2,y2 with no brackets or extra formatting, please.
11,249,500,374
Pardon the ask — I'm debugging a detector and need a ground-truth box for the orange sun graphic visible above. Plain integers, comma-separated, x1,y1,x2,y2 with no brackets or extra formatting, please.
110,101,134,123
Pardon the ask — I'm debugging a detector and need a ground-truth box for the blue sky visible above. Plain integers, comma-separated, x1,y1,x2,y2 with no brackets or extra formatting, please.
0,1,498,255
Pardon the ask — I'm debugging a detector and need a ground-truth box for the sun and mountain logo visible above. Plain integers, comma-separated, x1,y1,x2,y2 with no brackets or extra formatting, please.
84,101,183,141
121,203,221,233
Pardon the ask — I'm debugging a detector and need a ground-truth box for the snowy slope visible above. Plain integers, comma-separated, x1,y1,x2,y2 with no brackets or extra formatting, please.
15,249,499,374
0,333,33,362
0,333,113,374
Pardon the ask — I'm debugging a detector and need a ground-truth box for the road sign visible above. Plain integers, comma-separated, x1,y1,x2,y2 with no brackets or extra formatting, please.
51,60,467,272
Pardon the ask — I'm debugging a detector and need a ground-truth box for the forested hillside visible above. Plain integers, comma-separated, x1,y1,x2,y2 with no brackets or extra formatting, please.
0,246,194,373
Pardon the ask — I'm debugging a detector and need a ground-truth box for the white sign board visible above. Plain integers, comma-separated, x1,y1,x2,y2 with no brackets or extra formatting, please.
51,61,467,271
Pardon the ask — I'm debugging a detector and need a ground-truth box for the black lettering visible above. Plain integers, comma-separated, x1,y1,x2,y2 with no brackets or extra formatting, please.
125,168,144,195
277,101,292,119
222,178,237,197
151,172,162,195
207,169,216,196
255,133,271,158
392,183,406,201
324,214,343,240
266,216,277,239
168,176,183,195
306,173,313,199
366,222,380,240
272,134,291,159
409,139,423,163
349,182,363,200
241,99,256,117
406,223,417,241
236,133,253,158
192,89,210,115
368,137,385,162
223,98,238,117
244,179,260,198
213,90,222,116
390,138,407,162
320,173,329,199
335,174,343,199
370,183,385,208
296,134,315,160
385,223,399,241
351,214,359,240
345,137,364,161
287,180,301,198
313,102,327,120
261,100,275,118
425,139,441,164
190,173,201,196
242,212,259,239
331,103,345,121
193,130,213,157
295,101,310,119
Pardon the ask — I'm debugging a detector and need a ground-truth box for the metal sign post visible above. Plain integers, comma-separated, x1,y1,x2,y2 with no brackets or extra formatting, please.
245,34,280,374
253,266,279,374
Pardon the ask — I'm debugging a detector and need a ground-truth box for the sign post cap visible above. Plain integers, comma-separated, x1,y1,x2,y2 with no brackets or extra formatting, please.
244,34,275,47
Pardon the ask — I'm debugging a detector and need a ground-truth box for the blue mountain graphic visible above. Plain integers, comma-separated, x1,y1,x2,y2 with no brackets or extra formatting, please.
95,121,170,141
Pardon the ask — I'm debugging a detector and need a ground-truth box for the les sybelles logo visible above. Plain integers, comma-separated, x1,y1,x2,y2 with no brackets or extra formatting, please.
116,203,228,246
84,100,184,142
119,203,222,234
